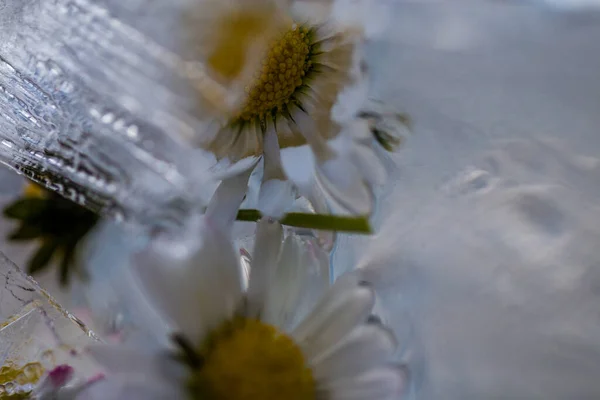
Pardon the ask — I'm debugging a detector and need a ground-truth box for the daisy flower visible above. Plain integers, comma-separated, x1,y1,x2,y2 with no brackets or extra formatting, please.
85,183,406,399
187,0,408,218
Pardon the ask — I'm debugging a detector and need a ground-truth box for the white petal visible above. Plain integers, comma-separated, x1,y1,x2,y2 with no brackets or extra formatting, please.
343,118,372,143
292,0,333,25
292,273,375,359
211,156,260,181
258,179,297,218
133,248,194,339
245,218,283,318
263,235,329,330
206,125,242,159
311,322,397,382
258,125,297,217
205,164,255,230
323,366,407,400
262,234,305,329
197,119,222,145
273,116,297,144
185,223,245,337
227,119,265,162
263,121,286,181
292,110,336,162
134,221,243,341
353,143,387,187
315,155,374,215
280,145,316,194
332,79,370,125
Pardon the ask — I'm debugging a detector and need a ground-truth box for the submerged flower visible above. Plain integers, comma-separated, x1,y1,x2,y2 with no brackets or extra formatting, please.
86,178,406,399
3,182,98,285
189,0,408,217
0,364,99,400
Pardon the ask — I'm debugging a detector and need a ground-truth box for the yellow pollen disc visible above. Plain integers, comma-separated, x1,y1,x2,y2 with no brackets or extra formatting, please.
190,318,315,400
237,26,313,122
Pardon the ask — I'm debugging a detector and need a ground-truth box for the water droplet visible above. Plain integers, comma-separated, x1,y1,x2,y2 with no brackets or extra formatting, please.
4,382,14,393
41,349,55,365
101,113,115,124
126,124,139,139
23,364,42,380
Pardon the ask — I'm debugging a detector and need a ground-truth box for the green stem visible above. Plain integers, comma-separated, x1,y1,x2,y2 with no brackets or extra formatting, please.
236,209,372,234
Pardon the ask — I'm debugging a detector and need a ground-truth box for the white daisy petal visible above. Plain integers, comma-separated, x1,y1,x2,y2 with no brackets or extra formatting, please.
246,218,283,318
291,0,333,25
288,236,331,326
259,124,297,217
315,155,374,215
211,155,260,181
353,142,387,187
133,249,192,338
184,223,245,338
262,234,305,329
263,234,329,330
263,120,286,181
273,116,297,145
292,273,375,358
258,178,297,218
134,220,243,340
292,110,336,162
343,116,372,142
205,163,255,230
207,124,242,159
228,131,255,162
197,119,222,146
322,366,407,400
310,322,398,381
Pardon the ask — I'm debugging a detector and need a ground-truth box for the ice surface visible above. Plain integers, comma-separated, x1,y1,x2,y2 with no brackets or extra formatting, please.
332,3,600,399
0,0,220,228
0,250,100,393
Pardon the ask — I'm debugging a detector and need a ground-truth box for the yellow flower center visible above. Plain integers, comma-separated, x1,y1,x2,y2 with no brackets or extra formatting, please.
190,318,315,400
237,26,313,122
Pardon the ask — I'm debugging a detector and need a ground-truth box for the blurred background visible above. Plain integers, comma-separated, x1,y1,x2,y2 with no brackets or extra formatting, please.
1,1,600,399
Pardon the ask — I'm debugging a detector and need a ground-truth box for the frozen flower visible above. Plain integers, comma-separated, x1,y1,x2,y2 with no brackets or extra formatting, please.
1,364,101,400
3,182,99,286
85,178,406,399
188,0,408,217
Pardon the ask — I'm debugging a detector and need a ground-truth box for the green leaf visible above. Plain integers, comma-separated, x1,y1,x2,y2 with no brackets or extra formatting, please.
3,198,48,220
27,240,59,275
7,224,44,241
236,209,372,234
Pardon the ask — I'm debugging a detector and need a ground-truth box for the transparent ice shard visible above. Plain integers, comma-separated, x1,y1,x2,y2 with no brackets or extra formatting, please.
0,251,99,395
0,0,221,229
